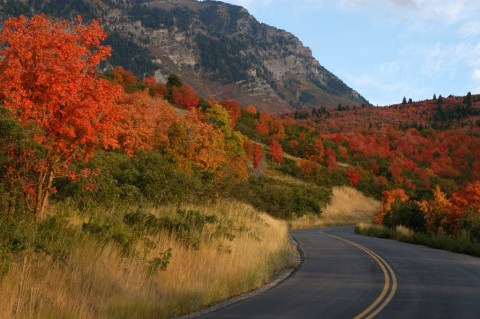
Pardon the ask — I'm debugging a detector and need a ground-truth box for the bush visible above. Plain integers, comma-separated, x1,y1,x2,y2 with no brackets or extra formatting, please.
54,151,218,209
355,224,480,258
461,210,480,242
232,176,331,219
0,214,77,261
383,201,426,233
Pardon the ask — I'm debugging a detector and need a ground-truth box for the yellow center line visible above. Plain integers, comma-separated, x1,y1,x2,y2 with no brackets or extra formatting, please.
320,231,397,319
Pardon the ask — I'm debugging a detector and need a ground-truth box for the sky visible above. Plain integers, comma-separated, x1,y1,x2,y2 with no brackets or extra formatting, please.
217,0,480,106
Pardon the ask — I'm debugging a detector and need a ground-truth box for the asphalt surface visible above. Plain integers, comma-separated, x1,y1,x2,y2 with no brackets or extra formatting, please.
200,227,480,319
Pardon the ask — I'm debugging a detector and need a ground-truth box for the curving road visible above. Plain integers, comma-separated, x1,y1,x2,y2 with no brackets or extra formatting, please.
200,227,480,318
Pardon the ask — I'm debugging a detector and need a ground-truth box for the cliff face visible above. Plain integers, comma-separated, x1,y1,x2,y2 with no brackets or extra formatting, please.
0,0,369,112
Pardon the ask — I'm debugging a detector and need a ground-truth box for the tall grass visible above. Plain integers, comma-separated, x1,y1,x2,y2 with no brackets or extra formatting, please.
0,201,295,319
355,223,480,258
290,186,380,229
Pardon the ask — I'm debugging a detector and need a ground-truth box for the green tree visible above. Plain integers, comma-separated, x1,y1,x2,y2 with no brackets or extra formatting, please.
165,74,183,101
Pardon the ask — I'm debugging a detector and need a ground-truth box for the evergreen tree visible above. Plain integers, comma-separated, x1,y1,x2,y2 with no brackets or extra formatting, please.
402,97,407,104
165,74,183,101
464,92,472,107
438,95,443,106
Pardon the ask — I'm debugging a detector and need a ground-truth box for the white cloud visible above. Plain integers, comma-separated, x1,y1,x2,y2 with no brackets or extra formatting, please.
473,69,480,81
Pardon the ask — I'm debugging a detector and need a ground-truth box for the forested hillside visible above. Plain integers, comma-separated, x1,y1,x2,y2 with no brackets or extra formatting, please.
0,13,479,318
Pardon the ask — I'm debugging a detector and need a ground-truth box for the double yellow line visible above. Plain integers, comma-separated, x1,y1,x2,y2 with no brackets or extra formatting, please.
321,232,397,319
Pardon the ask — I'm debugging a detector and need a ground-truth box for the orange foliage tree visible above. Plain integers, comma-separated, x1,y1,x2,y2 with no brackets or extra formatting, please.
373,189,409,225
221,99,241,129
0,14,123,220
255,112,271,135
252,144,263,171
245,105,257,116
325,147,337,173
452,181,480,214
418,186,456,235
117,91,175,156
112,66,138,90
166,111,226,174
269,139,284,164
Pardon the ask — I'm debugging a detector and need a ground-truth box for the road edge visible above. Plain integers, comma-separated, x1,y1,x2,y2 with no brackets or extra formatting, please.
175,234,303,319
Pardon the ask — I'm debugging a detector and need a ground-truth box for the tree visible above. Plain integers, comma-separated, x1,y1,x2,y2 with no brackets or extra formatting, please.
117,91,175,156
206,104,233,137
252,144,263,171
0,15,123,220
112,66,138,91
166,111,226,174
269,118,286,140
418,186,455,235
269,139,284,164
402,97,407,104
220,99,241,129
346,167,361,186
245,105,257,116
325,147,337,173
171,85,199,110
255,112,271,135
464,91,472,108
373,189,409,225
165,74,182,101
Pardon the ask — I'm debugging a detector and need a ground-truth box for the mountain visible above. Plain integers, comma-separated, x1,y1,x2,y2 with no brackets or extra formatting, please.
0,0,369,113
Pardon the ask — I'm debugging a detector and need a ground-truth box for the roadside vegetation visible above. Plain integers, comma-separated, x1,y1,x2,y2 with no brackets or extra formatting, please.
356,182,480,257
1,13,480,319
356,223,480,258
289,186,380,229
0,201,295,319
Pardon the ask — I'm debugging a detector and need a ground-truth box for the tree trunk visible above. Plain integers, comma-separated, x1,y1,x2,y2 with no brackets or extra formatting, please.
6,196,15,221
35,169,54,222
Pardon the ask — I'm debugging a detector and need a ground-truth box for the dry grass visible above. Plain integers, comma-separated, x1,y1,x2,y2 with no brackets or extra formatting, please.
0,201,295,319
395,225,414,237
290,186,380,229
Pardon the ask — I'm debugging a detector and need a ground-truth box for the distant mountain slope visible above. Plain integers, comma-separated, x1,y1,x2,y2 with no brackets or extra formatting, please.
0,0,369,112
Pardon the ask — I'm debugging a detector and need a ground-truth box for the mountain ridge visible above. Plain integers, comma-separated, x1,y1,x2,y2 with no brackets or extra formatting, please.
0,0,369,113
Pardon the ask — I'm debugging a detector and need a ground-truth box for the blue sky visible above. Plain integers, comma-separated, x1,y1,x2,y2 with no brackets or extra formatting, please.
218,0,480,106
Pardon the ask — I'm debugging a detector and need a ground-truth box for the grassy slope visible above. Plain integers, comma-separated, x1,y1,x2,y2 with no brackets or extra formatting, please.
289,186,380,229
0,201,296,319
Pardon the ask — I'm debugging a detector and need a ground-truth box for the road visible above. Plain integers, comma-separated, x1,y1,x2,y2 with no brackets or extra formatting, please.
200,227,480,318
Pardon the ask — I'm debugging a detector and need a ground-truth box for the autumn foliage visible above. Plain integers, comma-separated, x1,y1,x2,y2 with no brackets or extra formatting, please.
0,14,123,219
171,85,199,110
269,139,284,164
373,189,409,225
0,13,267,223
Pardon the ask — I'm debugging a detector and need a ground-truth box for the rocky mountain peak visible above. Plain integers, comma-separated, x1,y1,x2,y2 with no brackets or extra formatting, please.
0,0,369,112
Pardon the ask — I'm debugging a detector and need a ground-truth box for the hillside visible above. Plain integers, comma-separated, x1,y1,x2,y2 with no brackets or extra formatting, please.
0,0,368,113
1,12,480,318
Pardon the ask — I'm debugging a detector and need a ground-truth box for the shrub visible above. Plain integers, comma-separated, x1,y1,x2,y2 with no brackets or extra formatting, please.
54,151,217,209
232,176,331,219
383,201,426,233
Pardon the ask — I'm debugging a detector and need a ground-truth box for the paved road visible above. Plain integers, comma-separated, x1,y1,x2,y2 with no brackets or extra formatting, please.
200,227,480,318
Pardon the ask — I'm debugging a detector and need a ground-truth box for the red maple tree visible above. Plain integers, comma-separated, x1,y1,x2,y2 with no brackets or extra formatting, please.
0,14,123,220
